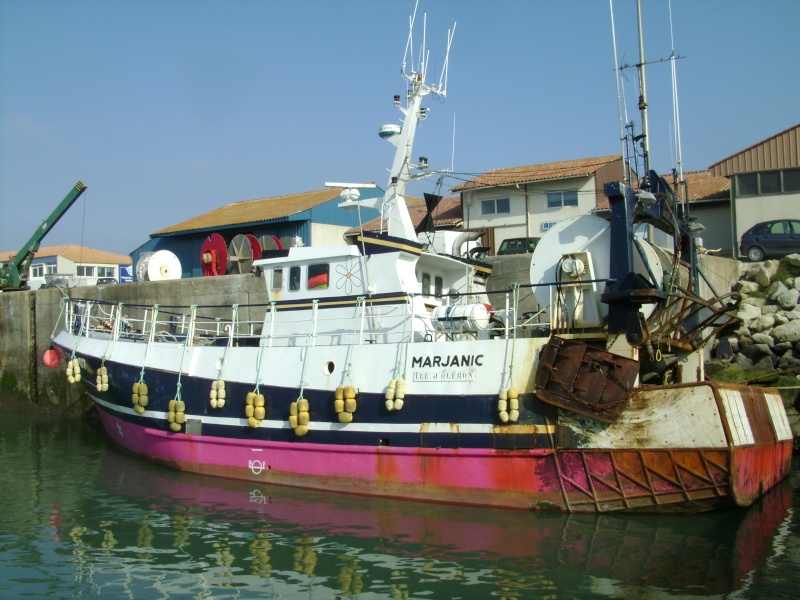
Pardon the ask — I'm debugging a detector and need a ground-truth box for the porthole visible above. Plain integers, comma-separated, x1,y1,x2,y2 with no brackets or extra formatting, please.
323,361,335,375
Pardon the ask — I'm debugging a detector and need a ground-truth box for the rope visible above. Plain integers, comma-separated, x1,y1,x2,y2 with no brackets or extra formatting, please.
68,300,91,361
137,304,159,385
502,283,519,389
216,304,237,380
173,305,196,401
101,303,124,365
396,294,413,379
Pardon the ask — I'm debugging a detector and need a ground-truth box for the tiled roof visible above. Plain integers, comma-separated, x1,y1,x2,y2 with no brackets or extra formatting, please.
346,196,462,234
451,154,622,192
593,170,729,210
683,169,730,201
152,187,359,236
0,244,132,265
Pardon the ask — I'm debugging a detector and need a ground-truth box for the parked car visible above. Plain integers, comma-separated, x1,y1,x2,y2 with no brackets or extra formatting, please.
739,219,800,262
496,237,540,255
96,277,118,285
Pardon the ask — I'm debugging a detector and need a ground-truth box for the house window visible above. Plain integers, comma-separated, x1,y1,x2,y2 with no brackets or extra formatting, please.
547,190,578,208
271,268,283,290
45,263,57,274
77,266,95,277
98,266,114,278
307,264,329,289
31,264,44,278
480,197,510,215
737,170,800,196
289,266,301,291
736,174,757,196
784,169,800,192
760,171,780,194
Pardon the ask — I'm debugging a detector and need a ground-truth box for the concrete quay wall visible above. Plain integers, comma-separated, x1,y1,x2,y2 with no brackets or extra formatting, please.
0,273,267,411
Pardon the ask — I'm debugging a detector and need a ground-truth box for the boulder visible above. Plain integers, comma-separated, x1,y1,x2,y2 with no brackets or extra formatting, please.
749,314,775,333
735,352,754,370
784,254,800,269
751,332,774,347
766,280,788,299
754,261,780,287
774,287,800,310
739,281,761,294
741,343,774,363
753,356,776,371
741,296,767,308
777,348,800,370
736,303,762,322
772,320,800,344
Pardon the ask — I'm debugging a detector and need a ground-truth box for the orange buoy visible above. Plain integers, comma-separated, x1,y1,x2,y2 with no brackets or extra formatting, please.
43,349,61,368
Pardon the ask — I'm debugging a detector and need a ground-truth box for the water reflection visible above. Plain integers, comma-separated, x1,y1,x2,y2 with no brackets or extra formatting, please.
1,413,795,599
65,443,800,598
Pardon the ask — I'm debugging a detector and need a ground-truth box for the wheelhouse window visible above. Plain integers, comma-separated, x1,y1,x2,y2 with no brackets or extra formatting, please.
77,266,95,277
547,190,578,208
480,197,510,215
289,266,301,291
421,272,431,296
307,264,329,289
271,268,283,290
434,275,443,297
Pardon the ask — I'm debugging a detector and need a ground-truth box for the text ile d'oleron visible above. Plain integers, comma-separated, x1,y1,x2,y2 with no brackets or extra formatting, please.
411,354,484,382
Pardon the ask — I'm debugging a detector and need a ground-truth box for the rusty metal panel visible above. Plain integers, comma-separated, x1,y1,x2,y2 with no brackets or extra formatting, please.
535,336,639,422
558,384,728,450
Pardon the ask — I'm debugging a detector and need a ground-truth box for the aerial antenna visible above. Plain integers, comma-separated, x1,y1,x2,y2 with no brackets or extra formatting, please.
609,0,628,183
402,0,419,76
668,0,685,185
636,0,651,181
451,113,456,172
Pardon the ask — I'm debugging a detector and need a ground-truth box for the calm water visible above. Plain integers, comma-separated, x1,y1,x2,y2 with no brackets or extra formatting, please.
1,409,799,600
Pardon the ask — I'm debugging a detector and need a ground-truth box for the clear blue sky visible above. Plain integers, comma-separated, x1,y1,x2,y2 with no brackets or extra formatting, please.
1,0,798,256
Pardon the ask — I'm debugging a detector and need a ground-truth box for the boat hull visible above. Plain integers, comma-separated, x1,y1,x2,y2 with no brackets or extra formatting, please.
91,392,792,513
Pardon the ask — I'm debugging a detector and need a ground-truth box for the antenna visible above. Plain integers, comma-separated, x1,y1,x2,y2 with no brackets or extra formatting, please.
439,23,456,95
609,0,628,184
668,0,684,185
636,0,651,180
451,113,456,172
402,0,419,76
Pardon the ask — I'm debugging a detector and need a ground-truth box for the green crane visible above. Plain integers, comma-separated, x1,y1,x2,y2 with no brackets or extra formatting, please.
0,181,87,291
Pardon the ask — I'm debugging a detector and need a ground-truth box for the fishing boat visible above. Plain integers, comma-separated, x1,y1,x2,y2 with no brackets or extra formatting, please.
52,6,792,513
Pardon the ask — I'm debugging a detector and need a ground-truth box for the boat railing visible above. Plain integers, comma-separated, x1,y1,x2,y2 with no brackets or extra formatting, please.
62,280,595,349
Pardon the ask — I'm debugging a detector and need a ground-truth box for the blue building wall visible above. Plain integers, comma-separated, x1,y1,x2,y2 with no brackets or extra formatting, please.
129,187,383,281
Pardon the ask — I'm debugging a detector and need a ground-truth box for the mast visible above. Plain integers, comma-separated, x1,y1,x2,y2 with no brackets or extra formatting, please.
636,0,651,183
338,3,455,242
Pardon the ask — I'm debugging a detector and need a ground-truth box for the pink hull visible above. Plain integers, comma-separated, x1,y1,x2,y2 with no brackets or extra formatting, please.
97,408,792,513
